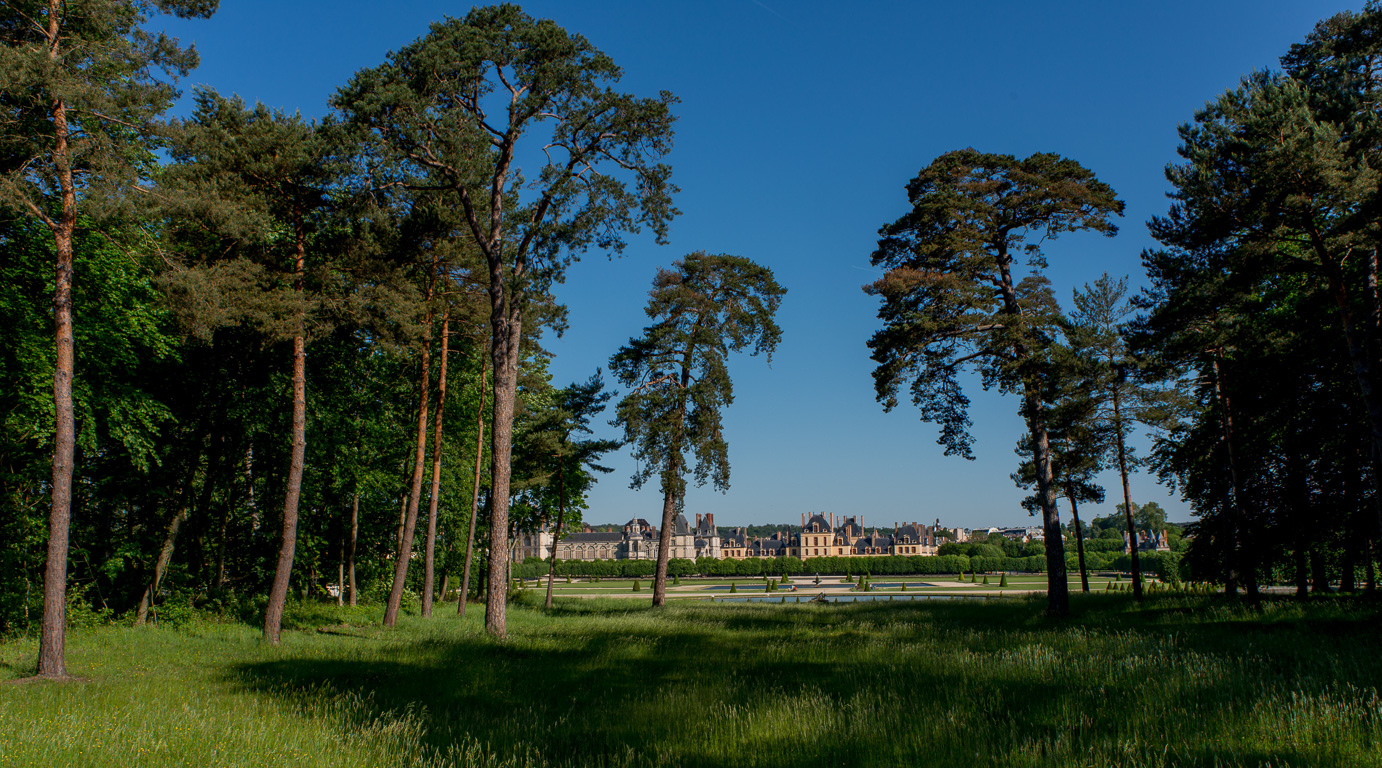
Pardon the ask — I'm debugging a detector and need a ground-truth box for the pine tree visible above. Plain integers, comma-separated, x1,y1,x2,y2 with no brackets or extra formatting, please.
611,253,785,606
865,149,1123,617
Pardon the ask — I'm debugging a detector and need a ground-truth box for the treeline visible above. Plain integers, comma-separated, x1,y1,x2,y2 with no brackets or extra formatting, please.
2,1,682,676
862,5,1382,613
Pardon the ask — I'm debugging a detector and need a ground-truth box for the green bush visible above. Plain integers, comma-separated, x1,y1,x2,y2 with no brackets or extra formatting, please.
730,583,737,593
999,573,1007,587
632,580,641,592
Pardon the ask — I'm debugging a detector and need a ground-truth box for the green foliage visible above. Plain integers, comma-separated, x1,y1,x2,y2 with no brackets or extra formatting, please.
632,580,641,592
611,253,786,506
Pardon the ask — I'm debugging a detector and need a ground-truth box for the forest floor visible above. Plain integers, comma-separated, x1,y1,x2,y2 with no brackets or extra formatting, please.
2,594,1380,768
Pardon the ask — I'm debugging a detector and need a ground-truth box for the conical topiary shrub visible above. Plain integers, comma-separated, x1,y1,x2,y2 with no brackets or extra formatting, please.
982,574,989,585
999,573,1007,587
730,583,738,593
632,579,641,592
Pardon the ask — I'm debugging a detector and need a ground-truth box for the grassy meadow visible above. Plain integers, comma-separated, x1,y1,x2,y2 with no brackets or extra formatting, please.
2,594,1380,768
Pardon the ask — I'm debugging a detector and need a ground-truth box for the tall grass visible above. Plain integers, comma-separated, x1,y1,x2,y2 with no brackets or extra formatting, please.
1,595,1379,767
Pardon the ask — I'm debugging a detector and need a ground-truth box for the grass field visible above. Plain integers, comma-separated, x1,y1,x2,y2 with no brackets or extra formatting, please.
2,594,1379,767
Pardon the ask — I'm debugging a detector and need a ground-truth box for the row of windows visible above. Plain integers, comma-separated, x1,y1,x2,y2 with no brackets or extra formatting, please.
723,545,933,558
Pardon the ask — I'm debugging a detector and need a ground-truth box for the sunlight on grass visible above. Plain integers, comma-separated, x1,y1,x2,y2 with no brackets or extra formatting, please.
2,596,1379,767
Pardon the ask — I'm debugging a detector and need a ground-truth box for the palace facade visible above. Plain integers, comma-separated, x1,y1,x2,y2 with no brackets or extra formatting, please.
515,513,722,562
721,513,941,560
514,512,942,563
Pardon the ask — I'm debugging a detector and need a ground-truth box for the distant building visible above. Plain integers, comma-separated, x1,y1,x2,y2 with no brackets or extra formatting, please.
721,513,942,560
1124,530,1171,553
540,513,722,562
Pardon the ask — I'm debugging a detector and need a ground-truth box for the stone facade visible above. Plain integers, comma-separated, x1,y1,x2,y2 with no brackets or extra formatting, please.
519,512,943,563
721,513,942,560
545,514,721,562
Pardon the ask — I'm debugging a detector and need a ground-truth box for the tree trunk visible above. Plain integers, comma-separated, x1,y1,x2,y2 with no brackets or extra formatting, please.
652,480,678,608
136,507,189,625
1065,483,1089,593
1295,546,1309,599
485,288,523,638
545,452,565,610
347,492,358,606
37,0,76,678
385,292,435,627
460,354,487,616
1112,387,1144,601
263,229,309,646
1209,353,1245,596
1025,385,1069,617
1342,542,1358,592
1366,540,1377,593
422,311,451,618
1319,255,1382,563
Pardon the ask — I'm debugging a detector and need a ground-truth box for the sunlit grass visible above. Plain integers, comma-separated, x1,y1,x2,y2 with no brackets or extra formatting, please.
2,595,1378,767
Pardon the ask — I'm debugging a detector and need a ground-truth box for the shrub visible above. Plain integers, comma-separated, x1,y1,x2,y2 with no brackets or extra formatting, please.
632,580,641,592
982,575,989,585
999,573,1007,587
730,583,737,593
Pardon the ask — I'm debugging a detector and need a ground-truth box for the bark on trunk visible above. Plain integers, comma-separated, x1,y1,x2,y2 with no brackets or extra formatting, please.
1295,546,1310,599
652,480,678,608
347,492,358,606
385,294,436,628
1112,387,1144,601
1065,484,1089,593
1026,385,1069,617
1209,354,1245,596
37,0,75,679
460,354,487,616
422,312,451,618
1319,253,1382,557
485,288,522,637
545,452,565,610
135,507,189,625
263,230,309,646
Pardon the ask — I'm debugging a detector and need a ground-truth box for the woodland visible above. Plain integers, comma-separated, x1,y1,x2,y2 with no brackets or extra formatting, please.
3,0,1382,714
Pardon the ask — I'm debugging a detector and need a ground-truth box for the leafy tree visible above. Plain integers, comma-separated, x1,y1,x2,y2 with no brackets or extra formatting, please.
521,373,620,609
864,149,1123,616
1068,273,1178,600
335,4,677,637
611,252,785,607
0,0,215,677
1152,27,1382,548
161,89,343,645
1013,337,1110,593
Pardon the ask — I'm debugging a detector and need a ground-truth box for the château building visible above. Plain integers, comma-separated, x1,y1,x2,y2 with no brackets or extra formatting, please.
514,511,943,563
722,513,941,560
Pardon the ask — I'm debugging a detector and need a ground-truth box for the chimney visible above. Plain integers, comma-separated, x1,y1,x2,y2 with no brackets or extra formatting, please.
895,522,899,535
801,512,806,527
709,513,715,528
696,513,702,527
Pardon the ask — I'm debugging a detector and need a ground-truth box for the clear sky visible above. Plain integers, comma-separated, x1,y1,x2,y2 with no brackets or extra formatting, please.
157,1,1355,531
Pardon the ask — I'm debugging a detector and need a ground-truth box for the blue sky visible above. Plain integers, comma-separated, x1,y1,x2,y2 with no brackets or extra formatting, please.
158,1,1355,530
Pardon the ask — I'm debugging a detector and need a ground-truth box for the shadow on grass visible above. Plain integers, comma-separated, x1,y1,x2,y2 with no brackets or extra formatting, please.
226,595,1382,768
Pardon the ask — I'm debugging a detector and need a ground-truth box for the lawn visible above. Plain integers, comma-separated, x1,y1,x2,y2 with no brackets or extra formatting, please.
2,595,1379,767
